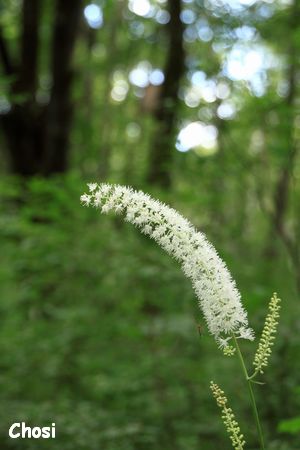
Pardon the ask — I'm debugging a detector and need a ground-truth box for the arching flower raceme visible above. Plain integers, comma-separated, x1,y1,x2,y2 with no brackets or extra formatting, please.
81,183,254,348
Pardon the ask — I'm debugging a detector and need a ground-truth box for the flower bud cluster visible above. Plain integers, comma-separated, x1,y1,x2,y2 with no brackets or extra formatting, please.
210,381,245,449
253,292,281,374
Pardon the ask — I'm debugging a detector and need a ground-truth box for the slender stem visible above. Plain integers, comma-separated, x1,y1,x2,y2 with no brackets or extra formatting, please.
248,371,259,380
232,334,265,450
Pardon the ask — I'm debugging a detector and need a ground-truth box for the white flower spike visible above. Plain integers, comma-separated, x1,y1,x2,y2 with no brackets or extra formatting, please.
81,183,254,348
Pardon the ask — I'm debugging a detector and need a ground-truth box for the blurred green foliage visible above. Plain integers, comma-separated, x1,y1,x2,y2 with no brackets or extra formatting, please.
0,175,299,449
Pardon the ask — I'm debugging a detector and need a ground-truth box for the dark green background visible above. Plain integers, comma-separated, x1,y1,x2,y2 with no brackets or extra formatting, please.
0,0,299,448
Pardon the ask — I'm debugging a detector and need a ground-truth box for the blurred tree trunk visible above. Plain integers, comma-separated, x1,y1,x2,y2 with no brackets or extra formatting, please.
1,0,41,175
43,0,83,174
266,0,300,292
147,0,185,188
0,0,83,176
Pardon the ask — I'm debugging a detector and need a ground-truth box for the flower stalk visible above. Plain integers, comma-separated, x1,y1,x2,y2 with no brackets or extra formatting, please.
81,183,254,349
232,334,265,450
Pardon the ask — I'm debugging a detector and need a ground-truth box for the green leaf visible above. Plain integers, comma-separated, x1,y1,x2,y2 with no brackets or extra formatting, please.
278,417,300,434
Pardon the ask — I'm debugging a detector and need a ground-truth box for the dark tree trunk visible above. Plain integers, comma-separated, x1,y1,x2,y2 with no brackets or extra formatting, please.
1,0,41,176
18,0,40,97
0,0,83,177
43,0,83,175
147,0,185,188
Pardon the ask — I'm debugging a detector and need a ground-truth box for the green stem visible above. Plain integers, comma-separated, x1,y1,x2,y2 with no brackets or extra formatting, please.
248,372,258,380
232,334,265,450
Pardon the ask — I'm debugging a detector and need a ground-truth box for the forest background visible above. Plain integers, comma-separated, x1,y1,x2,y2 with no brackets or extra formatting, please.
0,0,299,449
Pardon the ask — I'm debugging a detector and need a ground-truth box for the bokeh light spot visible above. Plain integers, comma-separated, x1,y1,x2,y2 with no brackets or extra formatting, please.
176,121,218,152
84,4,103,29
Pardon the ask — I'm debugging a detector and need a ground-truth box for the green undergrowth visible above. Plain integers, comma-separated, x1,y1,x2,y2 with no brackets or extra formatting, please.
0,175,299,449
